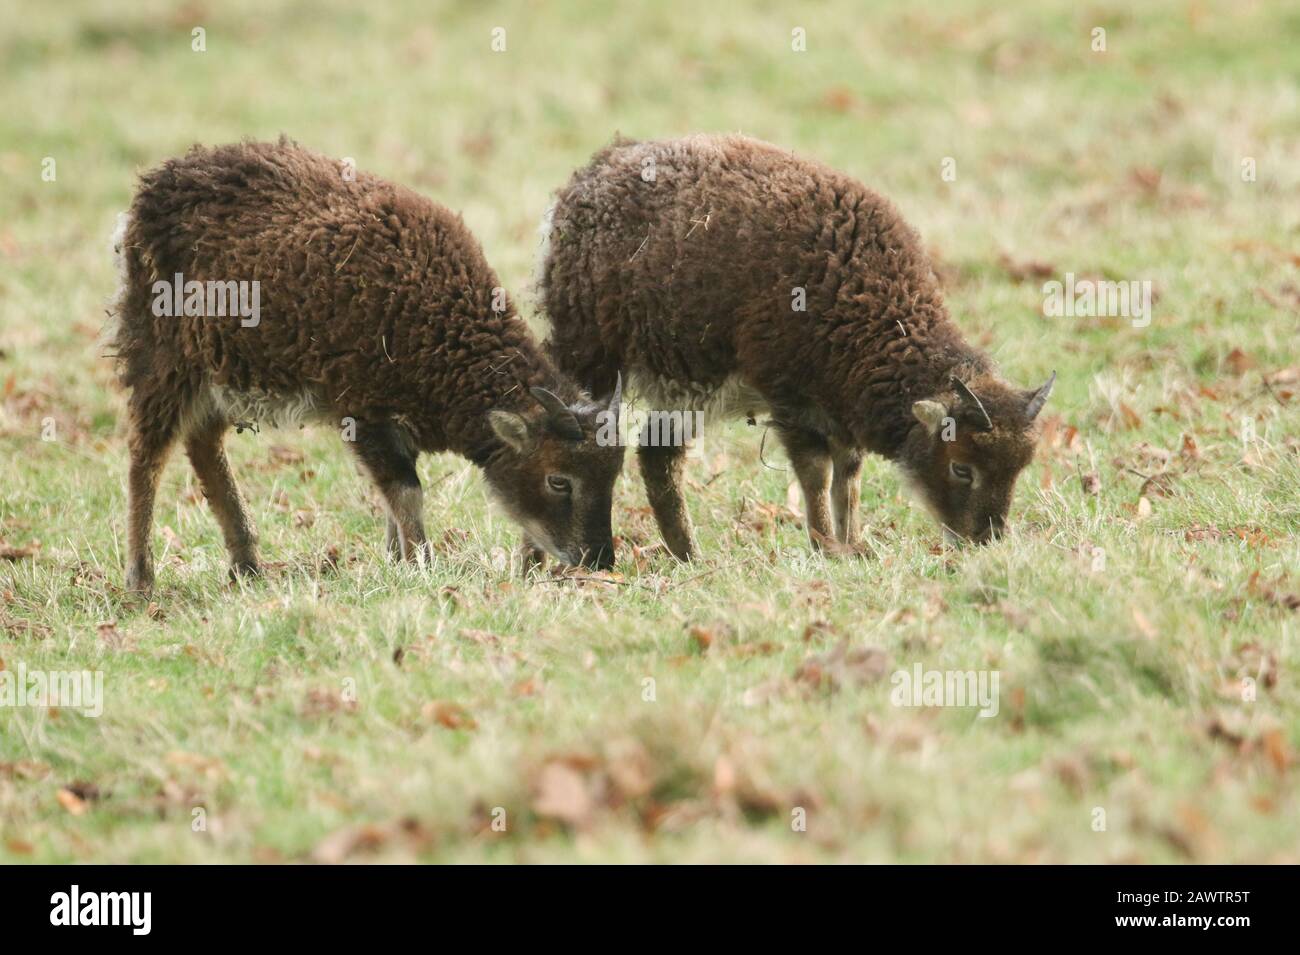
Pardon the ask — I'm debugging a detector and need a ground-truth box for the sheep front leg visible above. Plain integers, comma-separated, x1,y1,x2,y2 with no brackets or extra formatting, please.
638,442,697,561
830,445,864,545
348,421,429,564
776,424,834,550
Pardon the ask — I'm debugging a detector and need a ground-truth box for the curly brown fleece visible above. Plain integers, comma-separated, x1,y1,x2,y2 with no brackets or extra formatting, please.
540,134,1051,554
115,137,562,461
111,139,622,591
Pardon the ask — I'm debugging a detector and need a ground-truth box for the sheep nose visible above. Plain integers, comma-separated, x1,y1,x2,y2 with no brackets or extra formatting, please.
975,518,1005,544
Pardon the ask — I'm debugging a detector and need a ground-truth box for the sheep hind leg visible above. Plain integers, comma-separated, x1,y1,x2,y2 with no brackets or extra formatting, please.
638,442,697,561
830,445,864,545
125,395,183,595
776,424,835,551
184,413,260,580
349,420,428,564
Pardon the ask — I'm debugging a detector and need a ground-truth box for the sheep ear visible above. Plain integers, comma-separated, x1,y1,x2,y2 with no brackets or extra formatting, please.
912,400,948,436
488,410,534,453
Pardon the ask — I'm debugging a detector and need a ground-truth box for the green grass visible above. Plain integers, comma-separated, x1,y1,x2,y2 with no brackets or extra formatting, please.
1,0,1298,863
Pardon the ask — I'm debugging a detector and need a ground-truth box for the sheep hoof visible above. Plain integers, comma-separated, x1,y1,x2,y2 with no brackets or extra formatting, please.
808,529,855,558
664,542,697,562
228,560,261,582
125,567,154,596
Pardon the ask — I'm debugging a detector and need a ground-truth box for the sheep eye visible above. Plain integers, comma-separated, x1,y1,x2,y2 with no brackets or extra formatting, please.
950,462,973,483
546,474,572,493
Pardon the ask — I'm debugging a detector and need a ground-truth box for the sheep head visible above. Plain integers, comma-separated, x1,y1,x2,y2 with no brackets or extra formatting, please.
901,371,1055,544
484,378,625,569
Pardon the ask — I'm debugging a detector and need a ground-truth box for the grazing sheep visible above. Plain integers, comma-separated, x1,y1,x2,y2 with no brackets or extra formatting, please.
109,138,623,593
539,134,1053,558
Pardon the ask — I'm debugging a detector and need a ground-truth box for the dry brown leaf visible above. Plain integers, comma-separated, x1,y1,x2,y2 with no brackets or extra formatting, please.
56,788,87,816
97,621,128,649
532,762,593,828
820,85,859,113
458,628,503,647
268,445,305,466
1261,729,1292,772
0,760,50,780
688,620,734,652
311,818,431,864
1224,348,1254,376
997,253,1055,282
793,641,888,694
604,739,653,802
422,700,477,731
1129,165,1162,194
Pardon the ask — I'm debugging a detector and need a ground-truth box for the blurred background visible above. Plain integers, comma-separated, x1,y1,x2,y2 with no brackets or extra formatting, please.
2,0,1295,375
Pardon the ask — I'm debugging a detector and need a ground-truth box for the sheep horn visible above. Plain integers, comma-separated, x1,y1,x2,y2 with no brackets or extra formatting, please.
607,372,623,421
530,386,584,440
950,377,993,431
1024,371,1056,421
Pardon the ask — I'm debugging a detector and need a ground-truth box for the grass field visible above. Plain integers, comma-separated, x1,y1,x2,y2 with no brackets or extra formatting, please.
1,0,1297,863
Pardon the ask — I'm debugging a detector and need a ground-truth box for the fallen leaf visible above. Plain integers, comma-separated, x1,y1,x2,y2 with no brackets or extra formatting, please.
997,253,1055,282
268,445,305,466
604,739,653,801
532,762,593,828
819,86,859,113
97,621,128,649
311,818,430,864
422,700,477,731
793,641,888,694
1261,730,1291,772
1224,348,1254,376
1129,165,1162,194
56,788,87,816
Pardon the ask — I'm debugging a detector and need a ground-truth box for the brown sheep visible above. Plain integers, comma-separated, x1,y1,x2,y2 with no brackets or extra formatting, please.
539,134,1053,558
109,138,623,593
